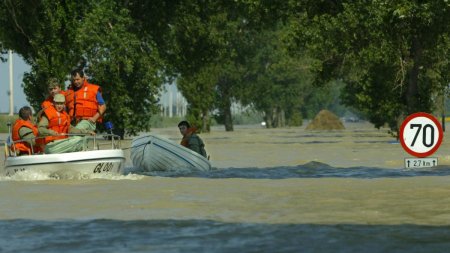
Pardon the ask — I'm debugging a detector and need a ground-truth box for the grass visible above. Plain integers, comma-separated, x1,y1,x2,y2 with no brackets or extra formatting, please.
0,114,18,133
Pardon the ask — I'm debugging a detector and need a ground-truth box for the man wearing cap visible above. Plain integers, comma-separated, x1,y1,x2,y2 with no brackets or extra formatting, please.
65,68,106,131
38,94,94,154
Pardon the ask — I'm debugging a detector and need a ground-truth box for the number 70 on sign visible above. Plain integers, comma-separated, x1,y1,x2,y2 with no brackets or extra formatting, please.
399,112,443,158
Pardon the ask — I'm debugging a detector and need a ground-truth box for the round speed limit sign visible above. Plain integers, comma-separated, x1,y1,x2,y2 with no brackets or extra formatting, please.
399,112,443,158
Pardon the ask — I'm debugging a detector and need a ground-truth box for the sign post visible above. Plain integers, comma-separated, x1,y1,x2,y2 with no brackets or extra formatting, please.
400,112,443,168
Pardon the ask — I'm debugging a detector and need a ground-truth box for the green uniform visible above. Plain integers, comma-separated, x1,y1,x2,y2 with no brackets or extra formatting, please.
75,120,96,131
43,136,85,154
186,133,207,158
18,126,37,147
38,116,92,154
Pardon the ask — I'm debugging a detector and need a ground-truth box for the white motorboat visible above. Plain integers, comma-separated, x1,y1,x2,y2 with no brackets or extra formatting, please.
3,135,125,177
130,134,211,172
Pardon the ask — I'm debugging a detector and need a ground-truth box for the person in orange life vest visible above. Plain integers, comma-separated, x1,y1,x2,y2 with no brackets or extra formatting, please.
37,94,95,154
11,106,43,155
178,120,207,158
37,78,67,120
65,68,106,131
41,78,67,110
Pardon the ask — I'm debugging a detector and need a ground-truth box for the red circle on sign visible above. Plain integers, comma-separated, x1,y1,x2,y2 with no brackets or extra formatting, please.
399,112,443,158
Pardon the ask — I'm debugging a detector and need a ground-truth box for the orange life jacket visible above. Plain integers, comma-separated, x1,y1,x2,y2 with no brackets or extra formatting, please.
180,127,198,147
43,106,71,144
66,80,102,122
11,119,42,155
180,127,207,157
41,90,67,110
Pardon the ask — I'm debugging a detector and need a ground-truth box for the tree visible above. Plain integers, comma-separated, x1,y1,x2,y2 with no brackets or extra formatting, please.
286,0,450,133
0,1,165,135
177,64,217,132
167,1,242,132
0,1,85,108
241,25,313,128
146,1,287,131
74,1,164,135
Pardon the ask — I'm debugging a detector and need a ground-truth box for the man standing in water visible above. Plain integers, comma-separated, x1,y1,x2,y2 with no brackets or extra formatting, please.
65,68,106,131
178,120,208,158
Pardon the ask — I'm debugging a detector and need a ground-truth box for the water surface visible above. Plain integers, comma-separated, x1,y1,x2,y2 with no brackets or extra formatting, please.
2,123,450,252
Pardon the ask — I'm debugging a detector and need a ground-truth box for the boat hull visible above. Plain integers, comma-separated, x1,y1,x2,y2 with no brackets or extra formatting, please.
4,149,125,177
131,135,211,172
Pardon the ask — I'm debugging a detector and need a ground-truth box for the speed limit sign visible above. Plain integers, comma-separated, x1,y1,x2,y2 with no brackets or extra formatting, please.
399,112,443,158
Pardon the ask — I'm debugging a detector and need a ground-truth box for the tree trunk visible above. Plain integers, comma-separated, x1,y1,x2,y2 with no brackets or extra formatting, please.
218,77,234,131
406,36,422,113
442,93,446,132
223,104,234,131
202,110,210,132
278,107,285,127
264,109,273,128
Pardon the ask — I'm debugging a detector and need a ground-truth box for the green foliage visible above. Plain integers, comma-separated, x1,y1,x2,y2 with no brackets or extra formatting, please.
0,1,165,135
149,115,183,129
0,114,18,133
177,64,217,132
231,110,264,125
74,1,164,135
3,0,415,135
302,80,351,119
286,0,450,132
287,111,303,127
241,24,314,127
167,1,261,131
0,1,85,109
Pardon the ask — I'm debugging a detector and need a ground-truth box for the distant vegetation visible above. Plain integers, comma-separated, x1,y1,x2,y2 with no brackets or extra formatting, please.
1,1,449,135
0,114,17,133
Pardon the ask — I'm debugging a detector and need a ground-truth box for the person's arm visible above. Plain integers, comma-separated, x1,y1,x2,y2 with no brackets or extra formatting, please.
89,91,106,123
18,127,36,146
37,116,58,136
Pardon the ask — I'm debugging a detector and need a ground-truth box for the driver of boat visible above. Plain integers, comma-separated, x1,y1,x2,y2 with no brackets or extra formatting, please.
65,68,106,131
178,120,208,158
11,106,44,155
38,94,95,154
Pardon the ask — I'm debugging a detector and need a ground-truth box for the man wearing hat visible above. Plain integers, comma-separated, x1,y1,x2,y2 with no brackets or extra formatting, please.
38,94,94,154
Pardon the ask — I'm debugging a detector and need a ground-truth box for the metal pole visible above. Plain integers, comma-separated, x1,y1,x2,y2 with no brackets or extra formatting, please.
9,50,14,116
169,88,173,118
442,90,446,132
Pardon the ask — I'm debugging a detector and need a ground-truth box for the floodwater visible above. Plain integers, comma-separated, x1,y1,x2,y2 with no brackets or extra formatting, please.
2,122,450,253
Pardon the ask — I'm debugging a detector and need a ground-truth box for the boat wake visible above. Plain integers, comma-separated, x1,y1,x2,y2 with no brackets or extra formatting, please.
131,161,450,179
0,166,144,181
5,161,450,181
